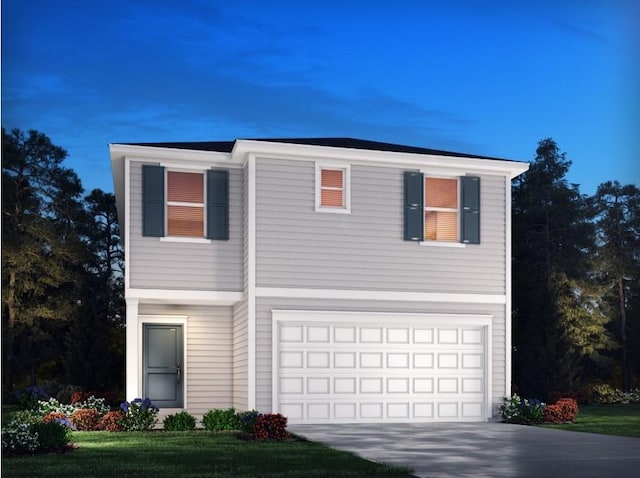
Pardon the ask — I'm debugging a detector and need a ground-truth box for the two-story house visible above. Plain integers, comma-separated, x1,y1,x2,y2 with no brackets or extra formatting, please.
110,138,528,424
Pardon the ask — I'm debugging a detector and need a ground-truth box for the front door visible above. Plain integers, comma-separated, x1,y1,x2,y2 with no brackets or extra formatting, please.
143,324,184,408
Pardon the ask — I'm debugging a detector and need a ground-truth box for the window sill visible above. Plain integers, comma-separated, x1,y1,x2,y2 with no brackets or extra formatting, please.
160,237,213,244
315,207,351,214
420,241,466,248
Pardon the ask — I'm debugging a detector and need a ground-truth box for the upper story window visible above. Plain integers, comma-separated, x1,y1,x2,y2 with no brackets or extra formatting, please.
315,163,351,213
167,171,205,237
142,164,229,241
404,171,480,245
424,177,458,242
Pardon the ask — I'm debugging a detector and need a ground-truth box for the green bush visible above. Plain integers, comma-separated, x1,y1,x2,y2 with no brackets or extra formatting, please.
30,421,72,450
238,410,261,434
163,411,196,431
120,398,159,431
1,421,39,454
499,394,545,424
592,384,640,404
73,396,110,416
11,410,42,426
201,408,242,431
37,397,76,417
15,385,49,411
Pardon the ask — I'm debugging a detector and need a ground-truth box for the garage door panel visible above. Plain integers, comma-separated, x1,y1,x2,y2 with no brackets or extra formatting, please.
307,326,330,342
275,318,488,423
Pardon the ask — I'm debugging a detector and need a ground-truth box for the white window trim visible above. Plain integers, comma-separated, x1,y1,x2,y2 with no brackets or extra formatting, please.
315,162,351,214
165,169,207,239
421,174,460,244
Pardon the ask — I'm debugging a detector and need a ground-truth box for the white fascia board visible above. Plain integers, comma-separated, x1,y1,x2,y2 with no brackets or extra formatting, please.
232,140,529,179
127,288,244,306
110,143,238,165
256,287,506,304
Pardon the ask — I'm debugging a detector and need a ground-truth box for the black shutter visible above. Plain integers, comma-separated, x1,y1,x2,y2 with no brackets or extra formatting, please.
206,169,229,240
404,171,424,241
142,165,165,237
461,176,480,244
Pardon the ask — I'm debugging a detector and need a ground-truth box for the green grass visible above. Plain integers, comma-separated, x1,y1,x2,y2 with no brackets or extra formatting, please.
542,403,640,438
1,431,415,478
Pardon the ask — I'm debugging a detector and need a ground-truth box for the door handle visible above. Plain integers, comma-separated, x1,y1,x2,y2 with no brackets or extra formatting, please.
176,363,181,384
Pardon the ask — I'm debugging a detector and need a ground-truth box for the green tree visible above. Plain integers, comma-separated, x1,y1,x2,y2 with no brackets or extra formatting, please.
2,128,87,390
592,181,640,390
62,190,125,389
512,138,608,398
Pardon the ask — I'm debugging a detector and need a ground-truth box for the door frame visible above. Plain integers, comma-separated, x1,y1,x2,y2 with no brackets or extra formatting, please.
139,315,188,409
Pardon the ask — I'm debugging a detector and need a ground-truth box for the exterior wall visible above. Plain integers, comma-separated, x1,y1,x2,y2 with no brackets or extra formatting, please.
139,303,234,415
232,300,248,410
254,297,506,416
255,158,506,294
129,161,244,291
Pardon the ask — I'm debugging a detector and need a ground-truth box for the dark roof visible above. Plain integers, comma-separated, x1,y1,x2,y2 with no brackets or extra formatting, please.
128,137,513,162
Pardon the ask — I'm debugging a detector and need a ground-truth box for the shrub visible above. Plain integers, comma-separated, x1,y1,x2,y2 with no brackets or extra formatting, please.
253,413,288,441
499,394,545,425
70,391,119,407
544,397,579,423
38,398,75,417
591,385,640,404
97,411,125,432
43,412,68,424
238,410,261,434
73,396,110,417
163,411,196,431
202,408,242,431
11,410,43,426
70,409,101,431
56,385,83,405
1,421,39,454
30,421,72,451
120,398,159,431
543,404,563,423
592,384,616,404
15,385,49,411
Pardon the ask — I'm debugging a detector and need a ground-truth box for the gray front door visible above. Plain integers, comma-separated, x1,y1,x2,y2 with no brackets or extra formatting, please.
143,324,184,408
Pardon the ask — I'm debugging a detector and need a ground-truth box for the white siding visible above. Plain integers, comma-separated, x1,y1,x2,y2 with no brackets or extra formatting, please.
129,161,244,291
255,159,506,294
232,300,248,410
254,297,506,418
139,304,233,415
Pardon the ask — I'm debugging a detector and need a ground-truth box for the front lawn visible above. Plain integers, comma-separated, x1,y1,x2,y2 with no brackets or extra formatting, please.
542,404,640,438
2,431,415,478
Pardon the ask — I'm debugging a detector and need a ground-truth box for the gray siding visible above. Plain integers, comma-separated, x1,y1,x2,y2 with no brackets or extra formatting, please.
255,159,506,294
139,304,234,415
129,161,244,291
232,300,248,410
255,297,506,417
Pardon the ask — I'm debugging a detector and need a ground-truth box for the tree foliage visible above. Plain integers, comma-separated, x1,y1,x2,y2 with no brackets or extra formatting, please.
591,181,640,391
512,138,617,398
1,128,124,393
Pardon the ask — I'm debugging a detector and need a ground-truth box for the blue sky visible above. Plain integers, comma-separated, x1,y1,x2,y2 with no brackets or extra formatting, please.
2,0,638,195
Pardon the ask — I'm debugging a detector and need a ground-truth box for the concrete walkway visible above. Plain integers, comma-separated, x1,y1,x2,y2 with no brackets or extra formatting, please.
289,422,640,478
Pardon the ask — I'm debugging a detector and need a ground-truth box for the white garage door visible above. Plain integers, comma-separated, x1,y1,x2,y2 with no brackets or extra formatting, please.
273,311,491,424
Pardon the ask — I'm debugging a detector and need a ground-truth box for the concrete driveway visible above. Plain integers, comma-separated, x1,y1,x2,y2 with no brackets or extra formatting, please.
289,422,640,478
